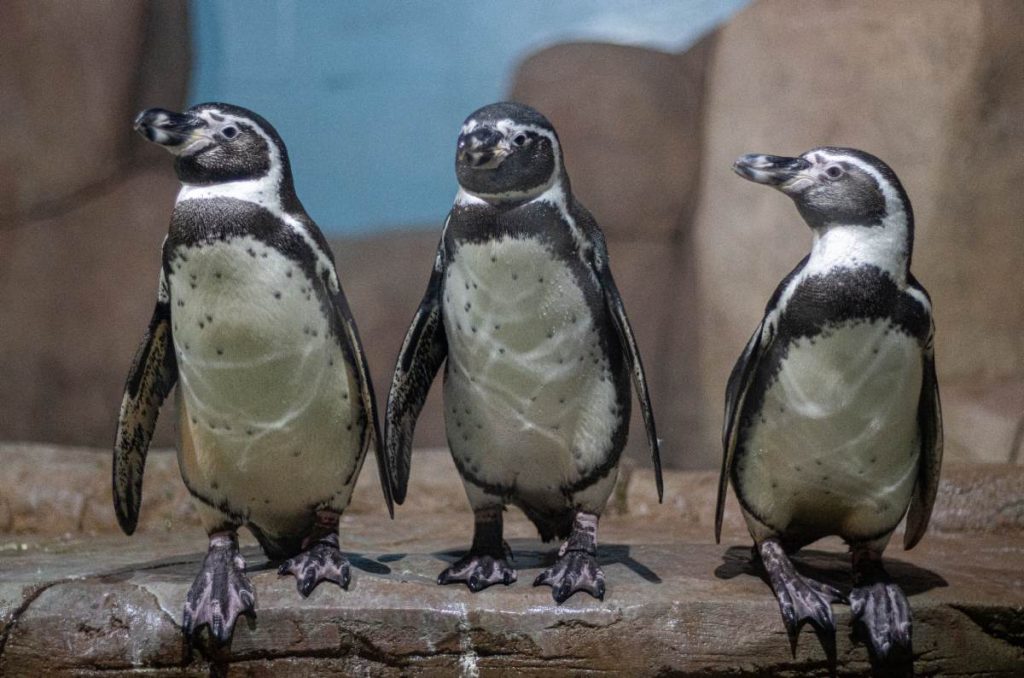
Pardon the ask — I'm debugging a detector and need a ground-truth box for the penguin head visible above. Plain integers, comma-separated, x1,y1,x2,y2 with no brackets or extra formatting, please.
455,102,564,202
733,147,912,233
134,103,292,187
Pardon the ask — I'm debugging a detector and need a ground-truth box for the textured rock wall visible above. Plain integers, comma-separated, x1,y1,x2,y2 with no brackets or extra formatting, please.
0,0,190,446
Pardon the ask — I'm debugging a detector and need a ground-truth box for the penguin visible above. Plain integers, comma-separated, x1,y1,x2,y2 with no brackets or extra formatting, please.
114,102,393,643
719,147,943,663
385,102,662,603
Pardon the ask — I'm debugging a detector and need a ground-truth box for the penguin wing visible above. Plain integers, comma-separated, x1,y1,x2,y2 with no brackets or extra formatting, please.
113,297,178,535
591,232,663,501
716,319,767,543
904,306,943,549
331,285,395,518
716,256,807,543
385,238,448,504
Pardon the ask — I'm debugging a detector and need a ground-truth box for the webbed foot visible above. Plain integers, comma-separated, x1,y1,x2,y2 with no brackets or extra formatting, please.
851,548,913,671
759,539,844,646
183,532,255,644
278,532,351,597
438,504,516,592
533,511,605,603
534,549,605,603
438,548,517,591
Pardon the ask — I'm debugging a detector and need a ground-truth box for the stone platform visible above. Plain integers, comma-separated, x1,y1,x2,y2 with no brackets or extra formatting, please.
0,445,1022,675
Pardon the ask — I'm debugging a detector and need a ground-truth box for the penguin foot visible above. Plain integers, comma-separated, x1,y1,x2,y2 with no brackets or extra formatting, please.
438,548,517,592
773,571,843,640
759,539,843,644
851,581,912,664
278,533,351,597
183,532,255,644
534,550,605,603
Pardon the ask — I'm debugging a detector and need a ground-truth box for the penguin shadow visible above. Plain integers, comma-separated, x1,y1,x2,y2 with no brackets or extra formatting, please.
430,540,661,584
714,545,947,677
100,546,392,581
244,548,393,577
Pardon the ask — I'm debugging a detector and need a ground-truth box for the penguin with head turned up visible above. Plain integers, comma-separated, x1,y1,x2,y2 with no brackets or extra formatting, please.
386,102,662,603
720,147,943,667
115,103,393,643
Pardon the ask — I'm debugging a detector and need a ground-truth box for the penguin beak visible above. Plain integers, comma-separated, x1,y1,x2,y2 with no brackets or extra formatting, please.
133,108,209,154
457,127,510,170
733,154,814,195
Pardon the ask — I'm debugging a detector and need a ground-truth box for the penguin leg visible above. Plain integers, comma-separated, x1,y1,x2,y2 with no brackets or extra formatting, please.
758,538,843,650
850,543,913,669
438,504,517,591
534,511,605,604
277,509,351,597
183,529,256,644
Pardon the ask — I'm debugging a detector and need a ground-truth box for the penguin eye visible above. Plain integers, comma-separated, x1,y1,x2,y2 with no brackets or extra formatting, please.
512,133,528,147
222,126,239,140
824,165,844,180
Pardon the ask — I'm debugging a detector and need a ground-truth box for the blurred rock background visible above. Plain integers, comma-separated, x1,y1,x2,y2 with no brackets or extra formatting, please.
1,0,1022,470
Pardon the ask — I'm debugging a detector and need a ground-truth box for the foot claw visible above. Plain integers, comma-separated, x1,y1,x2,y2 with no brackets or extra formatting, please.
533,550,605,604
278,536,351,597
438,553,517,592
183,538,255,644
851,582,913,662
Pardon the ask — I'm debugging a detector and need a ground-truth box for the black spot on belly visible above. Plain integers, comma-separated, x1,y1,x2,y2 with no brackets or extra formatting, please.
274,291,281,299
216,348,223,355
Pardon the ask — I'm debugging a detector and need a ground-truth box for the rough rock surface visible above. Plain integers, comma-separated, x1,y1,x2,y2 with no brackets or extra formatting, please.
0,446,1022,674
690,0,1024,467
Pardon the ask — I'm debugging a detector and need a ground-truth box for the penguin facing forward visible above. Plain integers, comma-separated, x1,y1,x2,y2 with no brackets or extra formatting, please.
386,102,662,603
115,103,393,643
720,147,942,663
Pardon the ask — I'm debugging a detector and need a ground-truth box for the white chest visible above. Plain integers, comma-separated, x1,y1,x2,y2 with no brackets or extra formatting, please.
167,236,352,436
441,237,622,492
739,320,922,539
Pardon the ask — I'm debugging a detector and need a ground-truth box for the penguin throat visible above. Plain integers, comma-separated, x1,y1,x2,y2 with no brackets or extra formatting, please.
807,217,911,285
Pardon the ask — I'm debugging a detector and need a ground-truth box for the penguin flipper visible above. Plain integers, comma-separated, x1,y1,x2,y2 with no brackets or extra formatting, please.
718,320,766,543
591,236,663,502
386,238,448,504
331,285,395,518
113,300,178,535
717,256,808,543
904,316,942,550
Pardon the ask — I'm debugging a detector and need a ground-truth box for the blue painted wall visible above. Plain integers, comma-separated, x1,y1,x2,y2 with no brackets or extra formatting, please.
190,0,748,235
